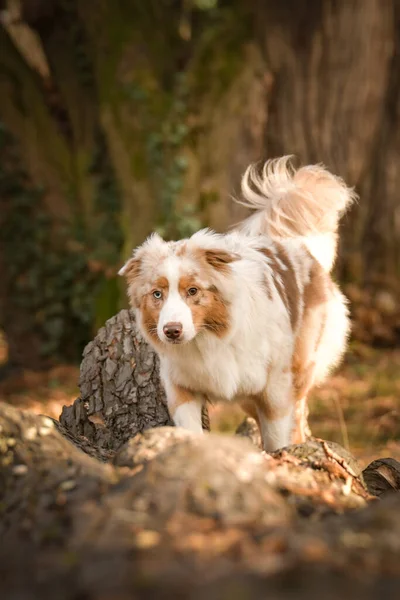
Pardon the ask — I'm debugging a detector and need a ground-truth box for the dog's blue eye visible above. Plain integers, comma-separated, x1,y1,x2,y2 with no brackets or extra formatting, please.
153,290,162,300
188,287,198,296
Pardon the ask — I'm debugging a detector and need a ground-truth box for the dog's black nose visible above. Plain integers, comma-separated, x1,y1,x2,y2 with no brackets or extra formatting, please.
163,322,183,340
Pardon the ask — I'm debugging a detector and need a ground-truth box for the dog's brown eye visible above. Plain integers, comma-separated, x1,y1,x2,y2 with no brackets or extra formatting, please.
153,290,162,300
188,287,198,296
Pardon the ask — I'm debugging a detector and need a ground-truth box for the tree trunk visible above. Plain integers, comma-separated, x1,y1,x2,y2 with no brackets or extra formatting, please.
3,0,400,367
257,0,400,288
59,309,173,451
59,309,211,452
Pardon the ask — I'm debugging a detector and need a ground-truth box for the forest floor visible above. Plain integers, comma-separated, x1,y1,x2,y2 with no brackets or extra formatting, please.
0,335,398,467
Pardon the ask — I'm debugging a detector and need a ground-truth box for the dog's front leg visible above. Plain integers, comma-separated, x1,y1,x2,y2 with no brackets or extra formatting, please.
163,377,204,434
256,365,295,452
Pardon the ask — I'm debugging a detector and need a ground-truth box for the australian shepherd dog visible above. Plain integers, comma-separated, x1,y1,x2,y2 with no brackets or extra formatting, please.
119,157,356,451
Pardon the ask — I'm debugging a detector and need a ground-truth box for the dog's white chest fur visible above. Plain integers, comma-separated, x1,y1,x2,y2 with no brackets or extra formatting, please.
160,308,289,402
159,266,293,402
161,340,267,401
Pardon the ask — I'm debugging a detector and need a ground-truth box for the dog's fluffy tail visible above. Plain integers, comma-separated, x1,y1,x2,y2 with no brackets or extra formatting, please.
238,156,356,271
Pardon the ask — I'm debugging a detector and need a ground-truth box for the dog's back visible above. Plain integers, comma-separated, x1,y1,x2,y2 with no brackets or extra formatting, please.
236,156,356,443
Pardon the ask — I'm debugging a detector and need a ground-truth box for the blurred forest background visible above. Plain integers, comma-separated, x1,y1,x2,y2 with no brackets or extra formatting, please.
0,0,399,463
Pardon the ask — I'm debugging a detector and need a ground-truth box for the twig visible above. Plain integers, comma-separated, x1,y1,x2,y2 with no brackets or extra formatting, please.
331,392,350,451
319,439,359,478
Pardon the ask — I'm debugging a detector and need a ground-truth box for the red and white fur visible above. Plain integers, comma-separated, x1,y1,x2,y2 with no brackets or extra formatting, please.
119,156,356,451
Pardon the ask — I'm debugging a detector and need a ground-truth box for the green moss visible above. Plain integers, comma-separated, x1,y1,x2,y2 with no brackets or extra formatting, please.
90,2,251,246
95,277,120,331
188,5,252,101
0,123,122,362
199,190,220,211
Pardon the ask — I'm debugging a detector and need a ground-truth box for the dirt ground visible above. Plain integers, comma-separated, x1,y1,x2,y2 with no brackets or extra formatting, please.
0,334,398,468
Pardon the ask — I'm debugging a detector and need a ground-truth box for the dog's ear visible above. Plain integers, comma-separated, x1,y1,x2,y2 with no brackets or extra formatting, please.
118,257,142,307
204,249,239,272
118,257,141,281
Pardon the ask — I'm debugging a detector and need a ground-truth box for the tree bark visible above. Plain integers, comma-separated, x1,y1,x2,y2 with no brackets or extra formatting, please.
59,309,173,451
257,0,400,289
59,309,211,453
362,457,400,497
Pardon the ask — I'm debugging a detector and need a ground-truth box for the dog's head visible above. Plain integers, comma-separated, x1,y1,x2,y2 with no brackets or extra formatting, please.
119,231,238,347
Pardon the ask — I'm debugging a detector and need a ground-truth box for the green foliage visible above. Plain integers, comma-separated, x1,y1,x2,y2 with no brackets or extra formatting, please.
147,73,200,239
0,124,122,362
189,4,251,101
116,2,249,243
194,0,219,9
89,134,123,263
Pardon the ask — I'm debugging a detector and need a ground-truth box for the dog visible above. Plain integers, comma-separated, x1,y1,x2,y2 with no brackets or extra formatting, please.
119,156,356,451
